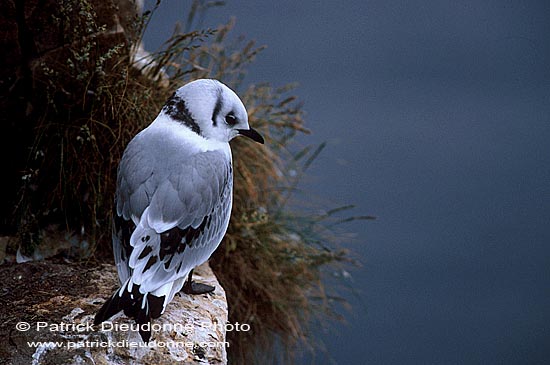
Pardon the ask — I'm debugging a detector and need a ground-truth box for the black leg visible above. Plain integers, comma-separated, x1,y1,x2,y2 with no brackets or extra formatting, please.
182,269,215,295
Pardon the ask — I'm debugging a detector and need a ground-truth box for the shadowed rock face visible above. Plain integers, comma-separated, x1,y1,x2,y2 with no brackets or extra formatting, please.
0,261,228,365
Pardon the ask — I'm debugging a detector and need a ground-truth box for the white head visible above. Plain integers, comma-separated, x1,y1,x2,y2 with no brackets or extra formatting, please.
161,79,264,144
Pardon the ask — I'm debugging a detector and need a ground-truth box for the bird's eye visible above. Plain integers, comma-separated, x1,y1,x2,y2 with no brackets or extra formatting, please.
225,113,237,126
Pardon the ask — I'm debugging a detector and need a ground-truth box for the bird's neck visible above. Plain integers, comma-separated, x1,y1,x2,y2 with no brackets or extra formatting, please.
149,113,231,158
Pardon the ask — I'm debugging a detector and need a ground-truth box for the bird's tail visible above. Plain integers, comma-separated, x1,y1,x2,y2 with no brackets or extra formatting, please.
93,279,165,342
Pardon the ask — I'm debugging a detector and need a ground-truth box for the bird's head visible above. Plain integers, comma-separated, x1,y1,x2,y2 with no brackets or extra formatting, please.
161,79,264,144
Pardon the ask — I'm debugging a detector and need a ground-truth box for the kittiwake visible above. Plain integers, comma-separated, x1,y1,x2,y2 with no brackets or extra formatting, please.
94,79,264,341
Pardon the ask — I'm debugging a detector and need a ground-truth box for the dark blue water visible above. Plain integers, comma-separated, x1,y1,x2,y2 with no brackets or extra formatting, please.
144,1,550,363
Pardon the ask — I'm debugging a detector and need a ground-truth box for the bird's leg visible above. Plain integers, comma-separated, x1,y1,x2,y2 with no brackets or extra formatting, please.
182,269,215,295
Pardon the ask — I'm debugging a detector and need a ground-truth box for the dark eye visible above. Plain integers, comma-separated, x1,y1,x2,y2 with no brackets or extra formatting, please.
225,113,237,126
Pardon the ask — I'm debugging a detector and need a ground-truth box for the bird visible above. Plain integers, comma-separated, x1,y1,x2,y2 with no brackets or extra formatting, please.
94,79,264,341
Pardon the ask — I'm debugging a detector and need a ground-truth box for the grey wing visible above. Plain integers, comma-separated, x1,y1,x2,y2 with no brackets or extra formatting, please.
112,132,155,284
114,136,232,293
116,132,156,223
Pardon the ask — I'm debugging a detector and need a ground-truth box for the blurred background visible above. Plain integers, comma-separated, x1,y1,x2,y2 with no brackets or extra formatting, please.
143,1,550,364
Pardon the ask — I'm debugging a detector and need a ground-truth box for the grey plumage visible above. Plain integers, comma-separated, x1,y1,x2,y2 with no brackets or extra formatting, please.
117,137,232,288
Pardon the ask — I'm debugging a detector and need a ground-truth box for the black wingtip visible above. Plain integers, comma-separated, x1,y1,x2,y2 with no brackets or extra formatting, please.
94,293,120,326
94,284,166,343
136,305,152,343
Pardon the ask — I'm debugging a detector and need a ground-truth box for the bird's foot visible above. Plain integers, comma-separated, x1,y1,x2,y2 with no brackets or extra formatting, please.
182,281,215,295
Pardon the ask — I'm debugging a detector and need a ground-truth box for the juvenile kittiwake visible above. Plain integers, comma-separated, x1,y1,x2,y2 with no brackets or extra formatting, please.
94,79,264,341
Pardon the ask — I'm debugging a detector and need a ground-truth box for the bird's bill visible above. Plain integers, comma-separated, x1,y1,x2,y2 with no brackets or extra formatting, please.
237,128,264,144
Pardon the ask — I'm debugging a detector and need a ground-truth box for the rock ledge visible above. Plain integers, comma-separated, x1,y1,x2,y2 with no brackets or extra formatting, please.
0,261,227,365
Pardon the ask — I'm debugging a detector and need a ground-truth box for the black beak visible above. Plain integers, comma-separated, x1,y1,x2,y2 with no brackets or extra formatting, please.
237,127,264,144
